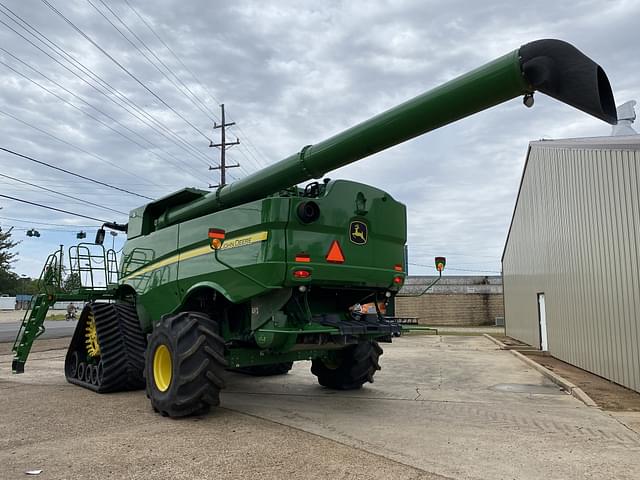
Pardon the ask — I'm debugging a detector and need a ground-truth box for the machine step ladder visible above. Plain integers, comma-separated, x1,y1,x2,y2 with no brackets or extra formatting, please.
11,293,53,373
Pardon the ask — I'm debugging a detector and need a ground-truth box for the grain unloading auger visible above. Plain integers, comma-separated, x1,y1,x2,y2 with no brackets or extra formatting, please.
13,39,616,417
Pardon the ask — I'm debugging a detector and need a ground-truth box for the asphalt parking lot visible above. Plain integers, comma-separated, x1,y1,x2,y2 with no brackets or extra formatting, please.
1,335,639,479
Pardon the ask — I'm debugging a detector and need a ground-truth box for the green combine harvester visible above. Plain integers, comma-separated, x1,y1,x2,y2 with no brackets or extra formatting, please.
12,39,616,417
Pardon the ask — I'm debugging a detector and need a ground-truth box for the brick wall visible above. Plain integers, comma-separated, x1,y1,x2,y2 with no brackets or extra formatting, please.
394,276,504,326
395,293,504,326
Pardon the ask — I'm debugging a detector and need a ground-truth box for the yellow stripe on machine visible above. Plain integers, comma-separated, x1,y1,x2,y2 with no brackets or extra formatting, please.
121,231,268,281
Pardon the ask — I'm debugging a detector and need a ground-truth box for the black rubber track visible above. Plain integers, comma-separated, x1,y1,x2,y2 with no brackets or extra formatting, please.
145,311,227,418
311,341,383,390
65,302,147,393
234,362,293,376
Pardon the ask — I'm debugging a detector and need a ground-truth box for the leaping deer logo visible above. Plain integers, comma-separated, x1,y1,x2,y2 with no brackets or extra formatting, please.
350,221,368,245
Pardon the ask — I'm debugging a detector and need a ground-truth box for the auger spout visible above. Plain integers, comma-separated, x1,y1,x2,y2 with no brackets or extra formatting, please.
156,39,616,229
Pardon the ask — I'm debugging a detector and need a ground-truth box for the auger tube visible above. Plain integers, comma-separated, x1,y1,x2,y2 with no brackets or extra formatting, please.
156,39,616,229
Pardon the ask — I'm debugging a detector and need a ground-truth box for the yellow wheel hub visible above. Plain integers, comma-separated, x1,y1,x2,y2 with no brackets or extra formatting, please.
85,314,101,358
153,344,172,392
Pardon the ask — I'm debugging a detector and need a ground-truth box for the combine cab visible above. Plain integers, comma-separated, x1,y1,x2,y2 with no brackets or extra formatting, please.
13,39,617,417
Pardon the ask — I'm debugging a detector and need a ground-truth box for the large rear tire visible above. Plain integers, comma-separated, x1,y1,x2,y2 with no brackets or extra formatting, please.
311,341,382,390
234,362,293,376
145,311,227,417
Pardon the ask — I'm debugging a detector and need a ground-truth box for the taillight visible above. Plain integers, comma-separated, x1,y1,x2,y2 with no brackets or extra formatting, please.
393,276,403,285
293,270,311,279
295,253,311,262
394,264,403,272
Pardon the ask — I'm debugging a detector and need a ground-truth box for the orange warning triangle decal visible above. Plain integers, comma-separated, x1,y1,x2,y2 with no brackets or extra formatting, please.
326,240,345,263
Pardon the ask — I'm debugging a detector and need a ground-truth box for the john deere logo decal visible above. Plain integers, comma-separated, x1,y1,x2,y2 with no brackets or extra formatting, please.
349,221,368,245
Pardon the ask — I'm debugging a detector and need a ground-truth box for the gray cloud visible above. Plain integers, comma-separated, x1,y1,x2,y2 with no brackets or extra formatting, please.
0,0,637,277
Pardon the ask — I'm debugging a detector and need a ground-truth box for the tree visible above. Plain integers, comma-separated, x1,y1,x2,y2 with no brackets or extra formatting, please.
0,226,20,295
0,226,19,270
0,268,19,295
63,272,82,292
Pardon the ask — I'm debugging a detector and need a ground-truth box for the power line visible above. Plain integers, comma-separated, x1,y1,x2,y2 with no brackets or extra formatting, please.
0,215,96,228
0,46,207,176
12,226,96,233
0,147,153,200
407,245,499,259
123,0,220,120
0,107,160,187
0,172,126,215
408,262,501,274
0,55,205,183
0,3,214,171
123,0,269,173
0,194,110,223
41,0,212,142
92,0,216,124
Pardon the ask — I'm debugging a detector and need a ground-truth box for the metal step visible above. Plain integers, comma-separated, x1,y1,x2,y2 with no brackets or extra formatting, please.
12,294,52,373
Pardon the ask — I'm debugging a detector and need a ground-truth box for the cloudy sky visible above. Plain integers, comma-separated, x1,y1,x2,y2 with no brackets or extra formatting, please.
0,0,638,278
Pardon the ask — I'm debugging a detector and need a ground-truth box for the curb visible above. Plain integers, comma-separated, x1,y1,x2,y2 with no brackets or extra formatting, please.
483,334,598,408
509,349,598,408
483,333,507,349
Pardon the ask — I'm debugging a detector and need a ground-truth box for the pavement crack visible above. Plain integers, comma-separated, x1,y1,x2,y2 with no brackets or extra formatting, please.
608,412,640,438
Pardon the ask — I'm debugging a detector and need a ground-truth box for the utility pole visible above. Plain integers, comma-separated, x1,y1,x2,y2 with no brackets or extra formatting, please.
209,104,240,188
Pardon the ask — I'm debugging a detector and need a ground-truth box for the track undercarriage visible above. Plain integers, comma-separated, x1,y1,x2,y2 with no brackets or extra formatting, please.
64,302,146,392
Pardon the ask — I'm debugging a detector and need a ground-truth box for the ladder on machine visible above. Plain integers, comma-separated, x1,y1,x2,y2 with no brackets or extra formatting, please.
11,244,119,373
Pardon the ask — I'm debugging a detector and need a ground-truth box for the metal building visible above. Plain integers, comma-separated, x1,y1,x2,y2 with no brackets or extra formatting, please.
502,135,640,393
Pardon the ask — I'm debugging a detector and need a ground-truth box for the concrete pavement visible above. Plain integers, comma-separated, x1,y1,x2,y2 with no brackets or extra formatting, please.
1,336,639,479
223,336,640,479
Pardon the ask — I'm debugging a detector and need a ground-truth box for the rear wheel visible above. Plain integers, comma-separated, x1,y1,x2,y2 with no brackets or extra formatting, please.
311,341,382,390
234,362,293,376
145,311,227,417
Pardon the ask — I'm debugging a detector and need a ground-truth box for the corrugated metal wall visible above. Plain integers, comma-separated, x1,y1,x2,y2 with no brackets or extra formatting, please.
503,137,640,393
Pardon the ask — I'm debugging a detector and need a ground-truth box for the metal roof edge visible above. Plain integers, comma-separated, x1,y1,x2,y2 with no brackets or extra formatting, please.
502,134,640,266
530,135,640,150
501,143,533,265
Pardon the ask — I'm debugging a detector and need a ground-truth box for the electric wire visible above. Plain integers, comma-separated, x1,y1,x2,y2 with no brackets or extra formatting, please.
2,2,258,187
0,3,216,169
123,0,269,173
123,0,220,120
408,262,501,274
0,215,96,228
0,54,205,183
0,48,207,181
0,180,169,193
0,194,111,223
407,245,499,259
12,226,97,233
0,108,162,188
0,147,153,200
40,0,212,142
92,0,215,124
0,172,127,215
85,0,217,170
